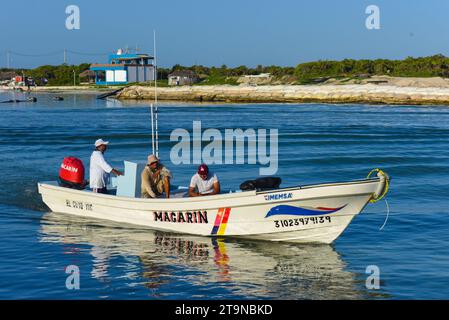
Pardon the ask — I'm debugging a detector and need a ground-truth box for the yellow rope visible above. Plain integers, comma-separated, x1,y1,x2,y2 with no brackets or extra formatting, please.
367,168,390,203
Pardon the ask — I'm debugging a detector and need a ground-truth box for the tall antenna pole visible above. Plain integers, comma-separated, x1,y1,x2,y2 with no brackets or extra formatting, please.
154,29,159,158
6,50,10,69
150,103,155,155
64,49,67,64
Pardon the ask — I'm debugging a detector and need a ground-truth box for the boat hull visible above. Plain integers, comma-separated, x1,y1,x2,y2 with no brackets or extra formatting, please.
38,178,381,244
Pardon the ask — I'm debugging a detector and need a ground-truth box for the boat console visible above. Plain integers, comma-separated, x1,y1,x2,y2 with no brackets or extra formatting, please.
110,161,188,198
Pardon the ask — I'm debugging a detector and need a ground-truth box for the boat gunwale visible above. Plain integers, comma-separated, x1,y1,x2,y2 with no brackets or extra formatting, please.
256,177,381,194
38,177,381,205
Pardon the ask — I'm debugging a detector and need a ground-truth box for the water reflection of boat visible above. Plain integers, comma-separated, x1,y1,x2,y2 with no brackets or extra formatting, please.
39,212,385,299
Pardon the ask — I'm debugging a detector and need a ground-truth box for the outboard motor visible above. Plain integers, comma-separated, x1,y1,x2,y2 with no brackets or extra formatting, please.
240,177,282,191
58,157,87,190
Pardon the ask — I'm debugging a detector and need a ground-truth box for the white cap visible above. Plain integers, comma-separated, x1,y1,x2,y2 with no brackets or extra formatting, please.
95,139,109,147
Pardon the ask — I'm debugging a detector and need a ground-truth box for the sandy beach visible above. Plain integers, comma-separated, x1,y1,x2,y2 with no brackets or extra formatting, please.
117,82,449,105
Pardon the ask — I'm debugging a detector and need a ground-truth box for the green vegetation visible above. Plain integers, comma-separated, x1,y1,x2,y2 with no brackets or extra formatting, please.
5,54,449,87
158,64,294,85
25,63,91,86
160,55,449,85
294,54,449,82
195,74,239,86
167,64,295,77
2,64,90,86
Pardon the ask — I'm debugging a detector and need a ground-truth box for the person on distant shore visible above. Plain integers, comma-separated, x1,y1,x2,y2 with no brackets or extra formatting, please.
189,164,220,197
89,139,123,194
141,155,172,198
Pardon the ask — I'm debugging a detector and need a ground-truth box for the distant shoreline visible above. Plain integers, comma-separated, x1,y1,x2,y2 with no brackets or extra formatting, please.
4,77,449,105
0,85,113,94
116,83,449,106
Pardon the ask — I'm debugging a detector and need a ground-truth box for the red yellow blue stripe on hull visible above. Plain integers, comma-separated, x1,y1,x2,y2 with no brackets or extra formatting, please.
211,207,231,235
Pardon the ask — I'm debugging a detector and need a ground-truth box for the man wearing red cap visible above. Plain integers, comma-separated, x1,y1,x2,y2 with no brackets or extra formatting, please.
189,164,220,197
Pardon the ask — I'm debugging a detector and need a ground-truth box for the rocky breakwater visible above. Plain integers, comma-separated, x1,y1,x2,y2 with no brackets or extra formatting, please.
116,84,449,105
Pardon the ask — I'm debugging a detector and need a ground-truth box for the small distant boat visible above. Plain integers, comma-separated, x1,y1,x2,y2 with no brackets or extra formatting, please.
0,97,37,103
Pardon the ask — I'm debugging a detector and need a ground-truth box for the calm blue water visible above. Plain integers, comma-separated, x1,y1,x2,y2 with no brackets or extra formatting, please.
1,89,449,299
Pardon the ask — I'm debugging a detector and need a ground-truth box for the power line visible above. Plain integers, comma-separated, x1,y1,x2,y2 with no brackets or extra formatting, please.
4,49,111,67
3,48,134,68
8,49,111,58
9,50,62,57
66,49,110,56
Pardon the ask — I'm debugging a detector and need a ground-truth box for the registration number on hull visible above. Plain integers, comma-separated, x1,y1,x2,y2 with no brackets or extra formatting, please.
274,216,331,228
65,199,93,211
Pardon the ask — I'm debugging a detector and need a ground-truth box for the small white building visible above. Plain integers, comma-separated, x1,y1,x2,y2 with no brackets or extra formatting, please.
168,70,199,86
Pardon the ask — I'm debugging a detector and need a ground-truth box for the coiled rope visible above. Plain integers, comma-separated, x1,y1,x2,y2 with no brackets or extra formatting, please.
366,168,391,230
366,168,390,203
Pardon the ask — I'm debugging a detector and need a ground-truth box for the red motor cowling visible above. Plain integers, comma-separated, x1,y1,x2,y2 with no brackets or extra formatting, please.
59,157,85,185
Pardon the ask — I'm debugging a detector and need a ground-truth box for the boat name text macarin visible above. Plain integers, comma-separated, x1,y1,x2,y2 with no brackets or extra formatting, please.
153,211,209,224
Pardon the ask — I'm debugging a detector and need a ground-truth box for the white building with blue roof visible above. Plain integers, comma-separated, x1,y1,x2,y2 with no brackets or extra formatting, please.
90,49,155,85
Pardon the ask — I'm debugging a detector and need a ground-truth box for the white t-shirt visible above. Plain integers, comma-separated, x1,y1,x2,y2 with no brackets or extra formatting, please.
190,172,218,195
89,150,113,189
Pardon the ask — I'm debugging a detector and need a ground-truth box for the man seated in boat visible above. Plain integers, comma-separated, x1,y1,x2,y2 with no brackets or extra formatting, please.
141,155,172,198
189,164,220,197
90,139,123,194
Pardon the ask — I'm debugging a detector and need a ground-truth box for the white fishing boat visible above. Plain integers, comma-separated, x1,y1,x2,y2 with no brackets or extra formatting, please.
37,167,389,244
37,34,390,244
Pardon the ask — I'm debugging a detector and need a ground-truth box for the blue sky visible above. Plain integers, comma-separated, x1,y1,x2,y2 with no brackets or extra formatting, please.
1,0,449,68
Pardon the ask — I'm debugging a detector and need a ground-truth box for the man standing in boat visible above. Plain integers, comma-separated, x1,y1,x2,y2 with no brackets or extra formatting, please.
189,164,220,197
141,155,172,198
89,139,123,194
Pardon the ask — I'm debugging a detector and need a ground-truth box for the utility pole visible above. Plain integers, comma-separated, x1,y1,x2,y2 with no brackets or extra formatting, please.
64,49,67,65
73,69,76,86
